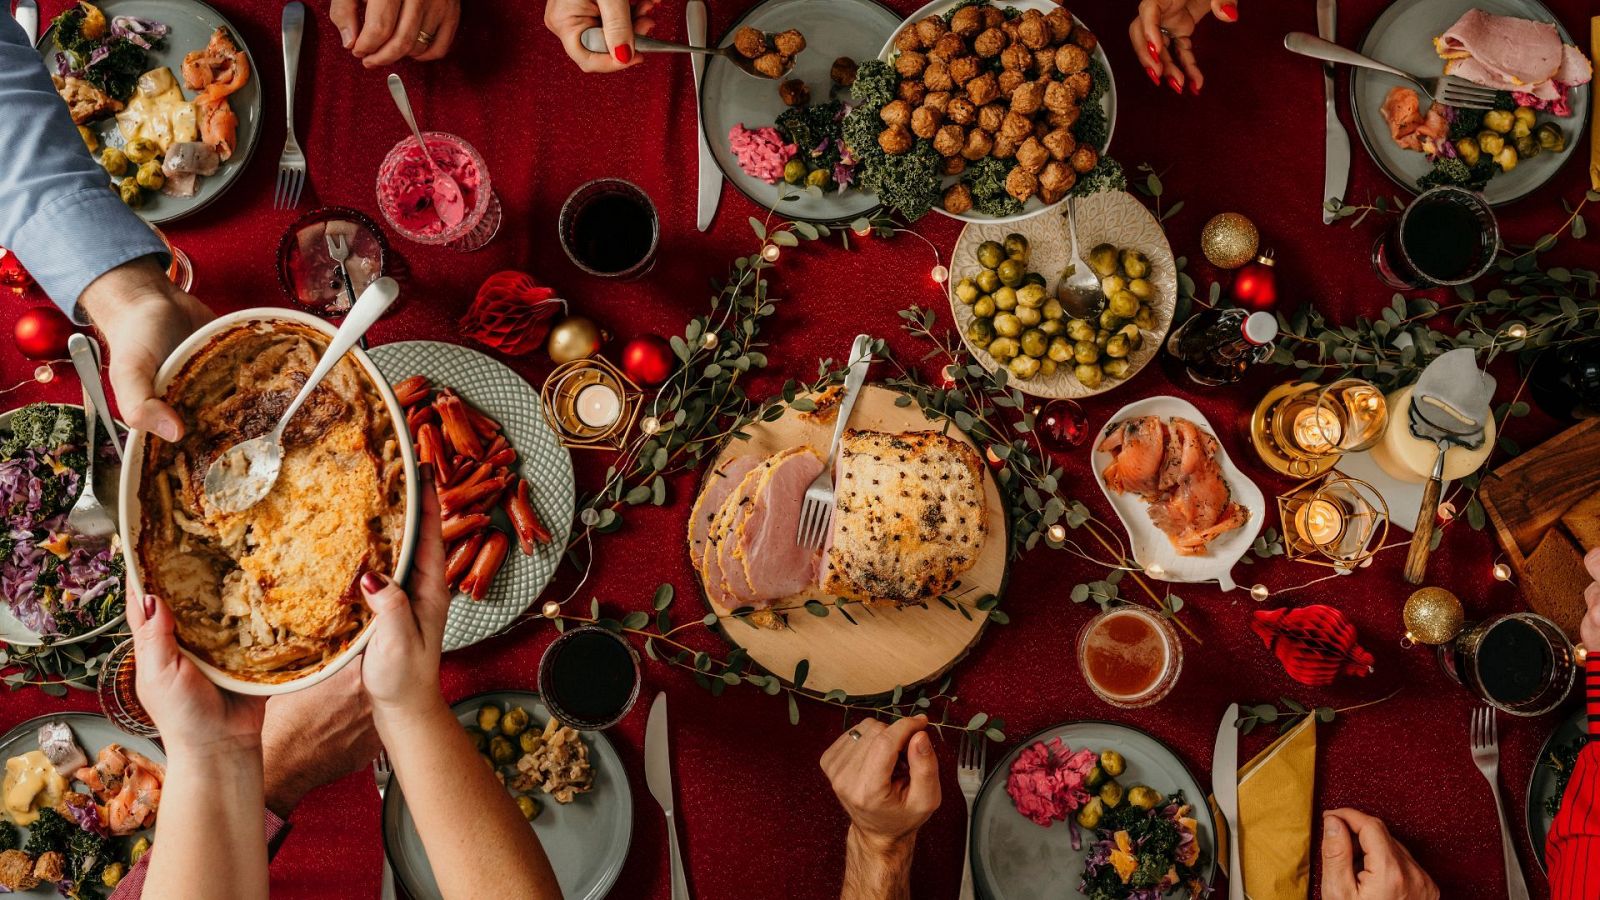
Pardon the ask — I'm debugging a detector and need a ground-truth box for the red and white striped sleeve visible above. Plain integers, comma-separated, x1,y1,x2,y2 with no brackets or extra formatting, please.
1547,656,1600,900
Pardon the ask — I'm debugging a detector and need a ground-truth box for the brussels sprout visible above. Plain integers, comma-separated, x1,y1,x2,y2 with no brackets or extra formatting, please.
1023,272,1048,288
1099,309,1125,333
1108,290,1140,319
1102,358,1131,379
1020,329,1048,358
1477,130,1505,155
124,138,159,164
1133,307,1157,330
1514,134,1540,159
1100,274,1127,296
1119,248,1150,279
1008,355,1041,379
118,177,143,208
1075,797,1105,829
519,730,545,754
1513,106,1536,130
501,706,531,736
806,168,831,189
1016,283,1047,309
1510,118,1532,140
1038,319,1063,336
783,159,807,185
1117,323,1144,350
954,277,980,304
1048,336,1074,363
976,269,1001,293
1073,340,1099,365
1087,243,1119,277
988,337,1020,361
1104,335,1130,358
100,146,129,177
1067,319,1096,342
993,313,1023,337
1099,779,1125,808
464,726,488,752
976,240,1006,269
1074,363,1103,389
476,704,503,732
973,296,997,318
101,862,126,888
488,735,517,765
1536,122,1565,152
1127,278,1155,301
1099,749,1126,777
1085,764,1106,788
1041,298,1064,321
135,160,165,190
993,286,1018,311
1003,232,1031,263
130,837,151,865
967,318,996,345
997,258,1027,288
1495,145,1518,171
1015,305,1041,327
1127,785,1162,810
516,794,541,820
1455,137,1481,167
1038,359,1057,377
1483,109,1514,134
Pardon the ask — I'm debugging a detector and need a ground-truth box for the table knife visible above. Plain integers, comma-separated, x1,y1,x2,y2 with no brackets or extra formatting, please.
1317,0,1350,224
687,0,720,232
1212,703,1244,900
646,694,691,900
14,0,38,45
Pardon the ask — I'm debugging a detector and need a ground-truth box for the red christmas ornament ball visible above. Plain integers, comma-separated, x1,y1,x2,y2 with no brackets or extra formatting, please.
1233,250,1278,310
14,305,77,360
621,334,675,386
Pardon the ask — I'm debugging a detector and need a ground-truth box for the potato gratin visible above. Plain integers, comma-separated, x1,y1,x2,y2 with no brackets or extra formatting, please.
136,322,405,683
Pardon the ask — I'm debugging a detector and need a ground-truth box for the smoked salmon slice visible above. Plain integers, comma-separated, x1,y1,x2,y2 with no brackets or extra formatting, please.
1100,415,1248,556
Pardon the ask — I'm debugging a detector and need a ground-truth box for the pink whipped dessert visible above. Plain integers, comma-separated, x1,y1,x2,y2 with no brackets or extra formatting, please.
376,132,488,241
728,124,796,184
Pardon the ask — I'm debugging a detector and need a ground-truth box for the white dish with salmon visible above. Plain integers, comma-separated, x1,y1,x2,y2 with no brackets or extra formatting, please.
1092,396,1263,592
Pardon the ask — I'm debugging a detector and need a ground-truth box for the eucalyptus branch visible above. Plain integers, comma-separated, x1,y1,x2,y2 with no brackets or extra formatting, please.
1234,687,1402,736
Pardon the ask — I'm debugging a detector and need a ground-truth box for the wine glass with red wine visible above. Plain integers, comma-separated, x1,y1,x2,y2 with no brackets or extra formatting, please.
538,624,642,730
1372,185,1499,290
558,179,660,280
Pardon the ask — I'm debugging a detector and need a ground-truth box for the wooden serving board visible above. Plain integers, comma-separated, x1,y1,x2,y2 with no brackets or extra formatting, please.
695,385,1009,699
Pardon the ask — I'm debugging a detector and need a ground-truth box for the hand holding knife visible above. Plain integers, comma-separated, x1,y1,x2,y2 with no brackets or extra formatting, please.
1318,0,1350,224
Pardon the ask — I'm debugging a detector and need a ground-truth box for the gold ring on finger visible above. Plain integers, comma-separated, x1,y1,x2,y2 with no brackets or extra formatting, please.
415,29,434,45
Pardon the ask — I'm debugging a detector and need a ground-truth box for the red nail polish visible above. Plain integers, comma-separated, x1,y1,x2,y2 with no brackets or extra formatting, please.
614,44,632,64
1147,41,1159,58
1221,3,1238,20
142,595,156,619
361,571,387,593
1146,66,1160,85
1190,81,1201,95
1168,76,1183,94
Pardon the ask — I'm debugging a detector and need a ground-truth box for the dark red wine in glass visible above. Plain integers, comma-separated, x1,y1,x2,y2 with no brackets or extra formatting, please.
1438,613,1574,716
538,625,641,730
558,179,659,280
1372,185,1499,290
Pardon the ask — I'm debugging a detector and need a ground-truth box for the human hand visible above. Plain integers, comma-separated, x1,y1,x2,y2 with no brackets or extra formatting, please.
359,468,450,721
820,716,941,854
1128,0,1237,95
543,0,659,73
77,257,212,444
1581,548,1600,655
329,0,460,66
1320,808,1440,900
260,662,382,819
127,591,266,758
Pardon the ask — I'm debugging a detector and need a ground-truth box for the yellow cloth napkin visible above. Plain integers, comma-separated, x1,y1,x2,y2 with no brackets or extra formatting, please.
1211,715,1318,900
1591,18,1598,189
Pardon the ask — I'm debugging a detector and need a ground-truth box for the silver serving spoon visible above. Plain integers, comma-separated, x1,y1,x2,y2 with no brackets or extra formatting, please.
1055,196,1105,320
201,277,400,515
579,27,793,79
65,335,116,538
385,74,466,229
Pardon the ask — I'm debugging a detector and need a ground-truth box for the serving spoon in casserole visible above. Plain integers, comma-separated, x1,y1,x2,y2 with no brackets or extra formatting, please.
201,277,401,515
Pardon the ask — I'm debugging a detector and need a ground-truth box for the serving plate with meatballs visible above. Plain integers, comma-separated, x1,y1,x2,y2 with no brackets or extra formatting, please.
949,190,1175,398
875,0,1118,224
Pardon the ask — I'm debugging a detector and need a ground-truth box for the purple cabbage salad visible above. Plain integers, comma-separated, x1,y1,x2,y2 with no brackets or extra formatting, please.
0,404,124,639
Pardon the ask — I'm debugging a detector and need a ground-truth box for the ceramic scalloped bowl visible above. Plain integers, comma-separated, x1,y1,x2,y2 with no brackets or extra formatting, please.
118,309,419,696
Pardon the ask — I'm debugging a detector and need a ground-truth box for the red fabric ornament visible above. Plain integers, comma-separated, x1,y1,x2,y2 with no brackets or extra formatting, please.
1250,604,1373,686
13,305,76,360
621,335,675,386
1232,251,1277,310
459,271,565,355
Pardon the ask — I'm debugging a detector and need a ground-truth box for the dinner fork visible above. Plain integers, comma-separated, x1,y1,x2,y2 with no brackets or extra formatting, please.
325,231,358,312
1284,32,1499,110
796,334,873,550
274,3,308,209
1469,706,1531,900
65,336,116,539
374,750,397,900
957,730,986,900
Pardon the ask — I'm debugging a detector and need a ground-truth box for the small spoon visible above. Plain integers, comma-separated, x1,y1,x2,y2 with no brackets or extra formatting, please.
1055,196,1106,320
385,74,466,229
579,27,794,79
201,277,401,515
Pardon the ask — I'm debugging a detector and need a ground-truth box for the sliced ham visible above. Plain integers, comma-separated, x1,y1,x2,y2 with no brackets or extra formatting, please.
1435,9,1591,103
736,449,824,602
688,455,760,564
703,449,806,610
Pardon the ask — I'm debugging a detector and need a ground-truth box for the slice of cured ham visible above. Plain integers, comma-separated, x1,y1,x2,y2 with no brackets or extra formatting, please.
736,450,824,601
1435,10,1591,102
688,455,760,565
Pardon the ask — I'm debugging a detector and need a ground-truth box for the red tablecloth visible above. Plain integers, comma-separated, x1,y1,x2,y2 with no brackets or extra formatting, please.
3,0,1595,896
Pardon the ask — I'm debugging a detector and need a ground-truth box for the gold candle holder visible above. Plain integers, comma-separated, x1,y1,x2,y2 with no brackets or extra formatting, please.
541,356,641,451
1276,472,1390,571
1251,378,1389,476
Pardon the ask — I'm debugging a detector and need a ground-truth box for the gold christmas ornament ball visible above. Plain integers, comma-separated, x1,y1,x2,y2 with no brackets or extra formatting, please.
1403,587,1464,645
541,600,562,619
547,315,606,364
1201,212,1260,270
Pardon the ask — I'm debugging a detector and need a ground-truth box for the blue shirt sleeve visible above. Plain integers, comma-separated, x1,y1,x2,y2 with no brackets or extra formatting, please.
0,14,169,322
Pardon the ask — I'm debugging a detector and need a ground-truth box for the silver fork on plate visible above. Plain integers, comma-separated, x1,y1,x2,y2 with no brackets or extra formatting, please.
957,730,987,900
1284,32,1499,109
274,2,308,209
1469,706,1531,900
325,231,358,312
797,334,874,549
374,750,397,900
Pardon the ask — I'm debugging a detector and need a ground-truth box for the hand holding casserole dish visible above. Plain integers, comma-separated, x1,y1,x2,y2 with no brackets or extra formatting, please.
119,310,418,695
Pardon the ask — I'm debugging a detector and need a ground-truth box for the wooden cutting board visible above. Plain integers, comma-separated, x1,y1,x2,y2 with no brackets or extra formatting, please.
694,385,1009,699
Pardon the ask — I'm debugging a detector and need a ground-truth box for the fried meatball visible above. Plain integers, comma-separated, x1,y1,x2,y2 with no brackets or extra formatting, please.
981,6,1006,28
893,28,923,51
1047,106,1081,129
923,61,954,91
831,56,858,86
911,105,943,139
895,50,927,78
1017,10,1049,49
778,79,810,106
1016,136,1048,174
923,90,952,113
1055,44,1089,75
878,125,913,155
1034,48,1058,77
1072,27,1098,51
897,80,927,104
1064,71,1093,100
1040,160,1075,194
1000,20,1022,43
998,69,1027,98
914,15,948,46
1005,167,1039,202
941,154,967,176
973,27,1006,58
1038,183,1066,205
773,29,806,56
1045,7,1074,42
933,123,966,156
943,183,974,215
753,53,787,78
1070,144,1099,173
1000,44,1032,71
960,128,995,160
946,96,977,125
1043,127,1077,161
879,98,912,127
949,55,981,86
977,103,1005,134
1010,80,1045,115
999,110,1033,142
966,71,999,105
950,5,983,37
734,26,767,59
992,133,1019,159
1043,80,1075,113
929,32,966,63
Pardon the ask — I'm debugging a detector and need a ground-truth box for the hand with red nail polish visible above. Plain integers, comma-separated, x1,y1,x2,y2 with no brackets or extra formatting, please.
128,590,268,751
545,0,659,74
357,475,451,718
1128,0,1226,97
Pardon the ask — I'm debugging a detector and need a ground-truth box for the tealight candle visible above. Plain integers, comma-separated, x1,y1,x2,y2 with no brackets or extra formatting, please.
1296,498,1345,547
1292,406,1343,455
575,383,621,429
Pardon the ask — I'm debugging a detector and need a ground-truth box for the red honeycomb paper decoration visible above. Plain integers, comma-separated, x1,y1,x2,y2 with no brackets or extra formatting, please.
1250,604,1374,687
459,271,566,355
